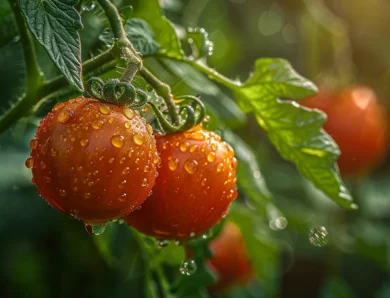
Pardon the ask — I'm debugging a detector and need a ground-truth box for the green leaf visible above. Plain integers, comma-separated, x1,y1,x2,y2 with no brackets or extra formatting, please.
133,0,183,59
20,0,83,91
100,18,160,56
233,58,356,210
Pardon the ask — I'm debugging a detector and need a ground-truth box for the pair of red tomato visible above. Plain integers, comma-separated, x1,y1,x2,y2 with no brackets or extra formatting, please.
26,97,238,240
301,86,388,176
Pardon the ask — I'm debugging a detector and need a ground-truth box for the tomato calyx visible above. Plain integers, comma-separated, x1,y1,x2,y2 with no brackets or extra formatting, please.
86,77,147,107
148,94,206,134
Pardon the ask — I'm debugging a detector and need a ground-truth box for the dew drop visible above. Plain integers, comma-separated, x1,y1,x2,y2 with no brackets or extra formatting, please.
207,152,216,162
80,139,89,147
109,157,115,164
157,240,169,247
59,189,66,197
168,158,179,171
146,124,153,134
203,115,210,122
84,192,91,199
92,120,104,130
53,102,65,111
133,134,143,145
29,139,38,149
217,163,224,172
122,167,130,175
45,176,51,183
111,135,125,148
51,148,57,156
141,178,148,188
120,157,126,164
309,226,329,247
25,158,34,169
99,104,111,115
190,144,198,152
118,193,127,202
123,107,135,120
40,161,46,169
211,143,218,151
144,165,150,172
85,224,106,236
180,260,197,276
58,110,73,123
119,180,127,189
184,159,198,174
125,121,131,129
180,142,189,152
108,117,114,124
128,148,134,158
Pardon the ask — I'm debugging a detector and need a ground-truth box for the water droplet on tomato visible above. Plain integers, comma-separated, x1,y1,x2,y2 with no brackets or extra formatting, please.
25,158,34,169
119,180,127,188
146,124,153,134
45,176,51,183
217,163,224,172
122,167,130,175
184,159,198,174
180,142,189,152
57,109,73,123
141,178,148,188
168,158,179,171
59,189,66,197
190,144,198,152
120,157,126,164
53,102,65,111
109,157,115,164
108,117,114,124
92,120,104,130
124,121,131,129
84,192,91,199
123,108,135,120
29,139,38,149
207,152,216,162
111,135,124,148
133,134,143,145
118,193,127,202
40,161,46,169
80,139,89,147
99,104,111,115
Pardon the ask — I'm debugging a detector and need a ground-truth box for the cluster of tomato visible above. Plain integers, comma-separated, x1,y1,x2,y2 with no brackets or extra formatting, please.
25,96,252,292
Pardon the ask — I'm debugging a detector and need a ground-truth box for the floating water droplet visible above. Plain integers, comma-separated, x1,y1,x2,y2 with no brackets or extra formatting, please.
133,134,143,145
57,109,73,123
25,158,34,169
111,135,125,148
179,260,197,276
309,226,329,247
184,159,198,174
123,108,135,120
99,104,111,115
168,158,179,171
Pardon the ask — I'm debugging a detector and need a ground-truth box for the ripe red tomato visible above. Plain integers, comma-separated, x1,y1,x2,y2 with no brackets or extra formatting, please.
301,86,388,176
25,97,159,224
207,222,253,292
125,125,238,240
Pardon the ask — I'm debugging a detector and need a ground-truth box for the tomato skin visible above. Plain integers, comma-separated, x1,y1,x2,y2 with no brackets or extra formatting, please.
301,86,388,176
26,97,158,224
206,222,253,292
125,126,238,240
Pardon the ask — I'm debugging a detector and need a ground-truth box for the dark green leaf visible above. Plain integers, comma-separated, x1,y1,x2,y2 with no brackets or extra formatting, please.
319,277,355,298
20,0,83,91
133,0,183,59
100,18,160,56
234,58,356,210
119,5,133,25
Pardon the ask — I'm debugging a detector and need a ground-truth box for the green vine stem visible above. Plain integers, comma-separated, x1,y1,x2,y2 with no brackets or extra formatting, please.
96,0,180,125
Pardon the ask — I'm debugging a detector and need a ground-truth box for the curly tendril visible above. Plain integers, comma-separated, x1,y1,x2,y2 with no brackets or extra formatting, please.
148,95,206,134
85,77,147,108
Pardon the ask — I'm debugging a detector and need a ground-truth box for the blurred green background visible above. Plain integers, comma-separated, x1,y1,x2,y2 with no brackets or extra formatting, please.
1,0,390,297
